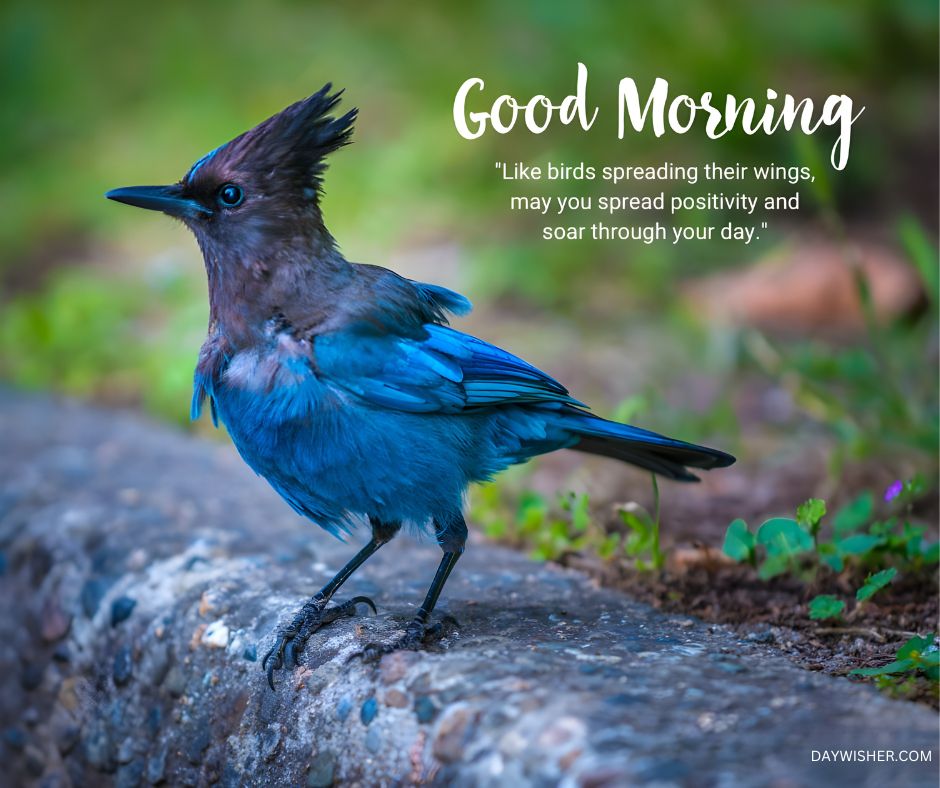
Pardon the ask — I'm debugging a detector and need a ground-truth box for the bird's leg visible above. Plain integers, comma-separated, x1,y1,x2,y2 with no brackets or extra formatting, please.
263,518,399,688
360,513,466,661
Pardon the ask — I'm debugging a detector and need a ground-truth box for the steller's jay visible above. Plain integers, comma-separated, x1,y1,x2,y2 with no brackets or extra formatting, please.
106,85,735,688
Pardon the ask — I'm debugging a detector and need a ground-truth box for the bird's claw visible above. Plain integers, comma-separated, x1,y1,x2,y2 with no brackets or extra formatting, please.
262,595,377,689
351,614,460,664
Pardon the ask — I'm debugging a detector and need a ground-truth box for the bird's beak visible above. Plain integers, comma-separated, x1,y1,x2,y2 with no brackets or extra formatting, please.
105,184,211,219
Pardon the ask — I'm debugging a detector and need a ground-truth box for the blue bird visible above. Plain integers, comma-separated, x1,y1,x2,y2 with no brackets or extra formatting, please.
106,85,735,688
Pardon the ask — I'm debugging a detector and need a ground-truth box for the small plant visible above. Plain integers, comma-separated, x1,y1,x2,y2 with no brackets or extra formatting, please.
472,475,665,569
615,476,665,571
720,512,815,580
856,567,898,602
797,497,826,542
755,516,815,579
722,519,756,566
808,595,845,621
850,634,939,691
722,481,937,581
722,479,936,627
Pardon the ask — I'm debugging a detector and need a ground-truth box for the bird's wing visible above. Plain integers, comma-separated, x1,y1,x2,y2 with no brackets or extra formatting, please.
313,323,584,413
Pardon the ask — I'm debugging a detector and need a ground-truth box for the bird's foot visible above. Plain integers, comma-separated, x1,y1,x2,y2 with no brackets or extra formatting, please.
262,595,376,689
357,614,460,663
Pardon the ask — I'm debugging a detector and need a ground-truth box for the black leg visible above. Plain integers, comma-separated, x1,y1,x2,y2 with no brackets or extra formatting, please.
262,518,400,688
359,512,466,661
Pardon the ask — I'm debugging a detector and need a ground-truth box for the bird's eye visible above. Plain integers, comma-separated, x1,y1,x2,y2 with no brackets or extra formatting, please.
217,183,244,208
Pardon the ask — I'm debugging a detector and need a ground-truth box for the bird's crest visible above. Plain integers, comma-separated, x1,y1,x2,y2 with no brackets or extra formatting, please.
186,84,357,193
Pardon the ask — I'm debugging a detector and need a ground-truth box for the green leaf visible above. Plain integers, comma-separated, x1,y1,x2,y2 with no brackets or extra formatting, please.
722,519,755,563
922,541,939,564
809,595,845,620
756,518,814,558
758,554,790,580
797,498,827,532
598,533,621,560
897,634,935,661
921,650,940,668
856,567,898,601
832,492,874,535
817,542,844,572
566,493,590,533
836,534,881,556
850,658,915,677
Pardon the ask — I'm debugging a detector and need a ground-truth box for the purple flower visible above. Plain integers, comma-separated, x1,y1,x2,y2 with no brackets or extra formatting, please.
884,480,903,503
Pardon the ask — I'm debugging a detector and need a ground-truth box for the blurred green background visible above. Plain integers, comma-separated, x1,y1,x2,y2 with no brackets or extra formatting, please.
1,0,937,498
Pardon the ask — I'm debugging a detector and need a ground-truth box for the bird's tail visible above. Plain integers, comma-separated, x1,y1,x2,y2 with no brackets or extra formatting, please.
560,409,735,482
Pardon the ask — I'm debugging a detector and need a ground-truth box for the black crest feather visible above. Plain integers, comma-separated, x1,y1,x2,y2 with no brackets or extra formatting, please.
208,84,357,190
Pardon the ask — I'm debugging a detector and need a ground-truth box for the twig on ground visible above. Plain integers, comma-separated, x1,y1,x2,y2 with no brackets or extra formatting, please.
816,627,887,642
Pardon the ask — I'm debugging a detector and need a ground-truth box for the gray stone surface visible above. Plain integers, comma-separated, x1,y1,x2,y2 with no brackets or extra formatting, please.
0,388,937,787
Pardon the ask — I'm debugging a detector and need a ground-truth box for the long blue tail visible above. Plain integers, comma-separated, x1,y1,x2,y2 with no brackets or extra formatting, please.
560,409,736,482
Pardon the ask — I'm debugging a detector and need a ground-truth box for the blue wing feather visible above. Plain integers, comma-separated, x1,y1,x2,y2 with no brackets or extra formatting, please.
314,323,584,413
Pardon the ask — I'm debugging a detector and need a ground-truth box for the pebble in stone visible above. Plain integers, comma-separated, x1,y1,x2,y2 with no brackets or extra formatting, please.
109,698,127,729
41,596,72,642
365,727,382,754
202,619,230,648
113,646,133,686
360,697,378,726
184,555,209,571
115,758,145,788
307,750,336,788
379,651,416,684
384,689,408,708
21,663,44,691
433,704,477,763
162,665,187,697
746,629,775,643
242,644,257,662
414,696,438,724
261,727,282,761
83,722,113,771
117,736,137,764
80,577,110,618
715,661,746,674
139,640,171,686
3,727,26,750
336,696,353,721
147,743,168,785
58,679,82,714
111,596,137,627
147,706,163,738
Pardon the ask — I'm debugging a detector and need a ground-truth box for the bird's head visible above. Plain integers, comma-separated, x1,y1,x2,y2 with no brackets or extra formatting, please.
106,85,356,267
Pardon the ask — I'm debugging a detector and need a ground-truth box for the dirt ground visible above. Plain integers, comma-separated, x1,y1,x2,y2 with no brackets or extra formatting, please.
552,453,940,710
